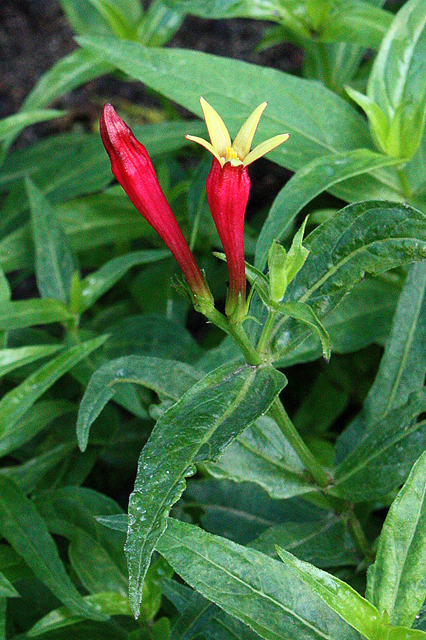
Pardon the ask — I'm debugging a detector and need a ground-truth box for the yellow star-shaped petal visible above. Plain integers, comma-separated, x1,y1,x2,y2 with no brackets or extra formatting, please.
186,97,289,167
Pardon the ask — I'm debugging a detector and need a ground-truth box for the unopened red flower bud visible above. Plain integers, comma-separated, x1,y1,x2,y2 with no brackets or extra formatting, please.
100,103,212,305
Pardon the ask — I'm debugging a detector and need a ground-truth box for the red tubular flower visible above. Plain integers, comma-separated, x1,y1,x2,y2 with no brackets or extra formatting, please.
100,104,212,306
206,159,250,320
186,98,289,322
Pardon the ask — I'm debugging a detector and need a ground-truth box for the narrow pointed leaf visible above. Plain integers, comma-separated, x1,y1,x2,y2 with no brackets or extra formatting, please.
0,476,104,620
0,344,61,378
275,546,383,639
367,449,426,627
126,363,286,617
27,177,76,303
77,355,202,450
27,592,131,637
0,299,72,330
80,249,168,311
0,336,107,455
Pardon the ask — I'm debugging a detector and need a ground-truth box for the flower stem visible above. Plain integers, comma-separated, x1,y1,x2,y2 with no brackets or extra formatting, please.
256,308,277,355
203,307,262,366
268,398,331,488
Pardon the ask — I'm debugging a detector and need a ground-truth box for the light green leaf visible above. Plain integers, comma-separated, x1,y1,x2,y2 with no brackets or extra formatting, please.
277,302,331,361
206,415,315,499
80,249,169,311
157,518,360,640
367,449,426,627
136,0,184,46
126,363,286,618
77,355,202,450
275,546,383,639
27,592,131,637
22,48,112,112
27,177,76,303
0,344,61,378
0,299,72,330
60,0,142,36
0,476,104,620
366,0,426,159
0,336,107,456
255,149,400,269
0,110,63,142
319,0,392,48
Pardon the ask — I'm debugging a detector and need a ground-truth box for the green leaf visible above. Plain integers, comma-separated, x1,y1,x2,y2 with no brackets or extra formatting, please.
251,517,358,567
0,443,74,494
77,355,202,450
0,476,104,620
157,519,360,640
367,449,426,627
337,260,426,461
255,149,400,269
136,0,184,46
0,299,72,330
104,314,203,363
206,416,315,499
366,0,426,159
319,0,392,48
126,363,286,618
275,546,383,639
0,572,18,598
77,36,373,172
0,110,63,142
277,302,331,361
162,579,263,640
27,177,76,304
332,390,426,500
80,249,169,311
60,0,142,36
22,48,112,112
0,344,61,378
169,589,216,640
27,592,131,637
269,201,426,362
278,277,400,367
0,399,73,459
0,336,107,456
35,487,127,596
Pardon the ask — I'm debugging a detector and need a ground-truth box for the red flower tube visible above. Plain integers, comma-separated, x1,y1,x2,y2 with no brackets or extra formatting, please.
187,98,289,322
100,104,212,306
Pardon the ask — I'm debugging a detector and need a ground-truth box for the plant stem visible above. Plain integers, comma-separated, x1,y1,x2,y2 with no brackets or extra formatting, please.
204,307,331,489
256,308,277,355
203,307,262,366
269,398,331,488
346,509,374,560
396,166,412,199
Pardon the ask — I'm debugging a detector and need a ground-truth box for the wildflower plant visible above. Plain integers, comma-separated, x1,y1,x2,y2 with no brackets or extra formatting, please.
2,1,426,639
